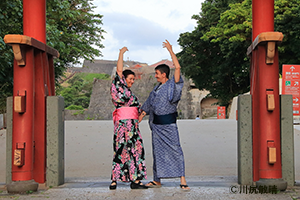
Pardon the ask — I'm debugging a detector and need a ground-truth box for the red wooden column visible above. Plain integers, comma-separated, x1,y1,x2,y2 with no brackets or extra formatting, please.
251,0,275,183
5,0,59,193
23,0,48,183
11,48,35,182
7,0,48,192
250,0,287,190
23,0,46,43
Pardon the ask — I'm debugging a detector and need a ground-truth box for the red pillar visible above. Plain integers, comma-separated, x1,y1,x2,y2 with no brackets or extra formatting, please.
251,0,285,187
12,50,35,181
252,0,274,40
33,51,47,183
24,0,48,183
23,0,46,43
11,0,47,183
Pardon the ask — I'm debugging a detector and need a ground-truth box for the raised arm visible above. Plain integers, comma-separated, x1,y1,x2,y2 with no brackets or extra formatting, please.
163,40,181,83
116,47,128,77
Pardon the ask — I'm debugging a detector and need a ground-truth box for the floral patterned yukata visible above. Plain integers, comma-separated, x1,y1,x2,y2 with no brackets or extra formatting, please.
110,72,147,182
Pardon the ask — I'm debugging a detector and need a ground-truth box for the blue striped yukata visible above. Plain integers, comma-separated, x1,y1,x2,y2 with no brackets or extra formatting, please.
141,75,185,182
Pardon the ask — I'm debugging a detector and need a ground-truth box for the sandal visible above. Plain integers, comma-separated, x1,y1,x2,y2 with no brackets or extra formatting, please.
109,181,117,190
146,181,162,188
180,184,190,191
130,181,148,189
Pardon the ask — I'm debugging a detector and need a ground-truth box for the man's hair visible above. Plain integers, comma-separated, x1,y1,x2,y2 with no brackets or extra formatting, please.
155,64,170,79
122,69,135,78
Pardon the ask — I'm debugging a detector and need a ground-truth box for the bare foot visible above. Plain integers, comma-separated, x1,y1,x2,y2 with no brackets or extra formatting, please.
146,181,162,188
180,176,190,191
134,180,144,185
110,181,116,186
180,184,190,191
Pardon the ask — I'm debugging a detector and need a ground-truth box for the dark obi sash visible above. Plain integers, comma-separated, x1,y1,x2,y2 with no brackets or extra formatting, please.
153,112,178,125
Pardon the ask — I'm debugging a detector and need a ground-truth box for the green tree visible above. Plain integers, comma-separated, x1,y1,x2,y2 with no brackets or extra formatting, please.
177,0,247,107
0,0,23,113
201,0,252,106
0,0,105,113
57,73,110,109
178,0,300,108
46,0,105,78
274,0,300,68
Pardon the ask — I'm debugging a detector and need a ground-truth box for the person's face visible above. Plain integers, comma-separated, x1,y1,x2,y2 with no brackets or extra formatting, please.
125,74,135,88
155,70,166,83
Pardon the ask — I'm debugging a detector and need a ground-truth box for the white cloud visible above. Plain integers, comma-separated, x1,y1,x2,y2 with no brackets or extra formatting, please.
92,0,204,64
103,13,176,47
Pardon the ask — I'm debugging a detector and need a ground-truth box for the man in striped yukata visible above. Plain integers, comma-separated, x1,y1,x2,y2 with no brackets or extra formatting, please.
139,40,190,191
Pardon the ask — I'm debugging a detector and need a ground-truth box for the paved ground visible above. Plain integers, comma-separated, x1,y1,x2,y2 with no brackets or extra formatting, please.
63,119,240,178
0,119,299,199
0,176,299,200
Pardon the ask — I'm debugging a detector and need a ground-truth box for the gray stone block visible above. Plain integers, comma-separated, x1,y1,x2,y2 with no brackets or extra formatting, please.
280,95,295,186
6,179,38,194
6,97,13,184
256,178,287,191
46,96,65,187
237,94,253,185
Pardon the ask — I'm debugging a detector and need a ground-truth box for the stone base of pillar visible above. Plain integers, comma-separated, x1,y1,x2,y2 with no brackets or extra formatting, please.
6,180,38,194
256,178,287,191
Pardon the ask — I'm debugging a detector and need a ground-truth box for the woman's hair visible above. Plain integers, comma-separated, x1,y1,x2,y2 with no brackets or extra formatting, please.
122,69,135,78
155,64,170,78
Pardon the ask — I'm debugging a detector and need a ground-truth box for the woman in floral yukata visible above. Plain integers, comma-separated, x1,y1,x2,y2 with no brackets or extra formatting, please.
109,47,147,190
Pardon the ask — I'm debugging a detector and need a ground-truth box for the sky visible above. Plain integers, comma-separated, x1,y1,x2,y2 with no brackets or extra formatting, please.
92,0,205,65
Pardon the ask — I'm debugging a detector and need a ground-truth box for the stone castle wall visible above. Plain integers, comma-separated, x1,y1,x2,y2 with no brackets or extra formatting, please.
78,70,193,120
64,60,219,120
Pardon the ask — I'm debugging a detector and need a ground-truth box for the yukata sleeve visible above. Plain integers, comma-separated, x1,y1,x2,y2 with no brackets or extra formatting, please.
141,93,152,114
168,75,184,103
111,72,131,105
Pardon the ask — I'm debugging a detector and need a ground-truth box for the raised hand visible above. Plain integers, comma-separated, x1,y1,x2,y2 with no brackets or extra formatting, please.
117,47,129,77
120,47,128,55
163,39,181,83
163,40,173,53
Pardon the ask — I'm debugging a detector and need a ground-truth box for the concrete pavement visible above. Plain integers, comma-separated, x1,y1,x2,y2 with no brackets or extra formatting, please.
0,119,299,199
0,176,299,199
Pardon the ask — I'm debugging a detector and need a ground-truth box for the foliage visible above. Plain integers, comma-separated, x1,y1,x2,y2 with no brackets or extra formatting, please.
0,0,23,113
177,0,248,107
0,83,11,113
46,0,105,78
201,0,252,43
66,105,84,110
72,110,85,115
0,0,105,113
274,0,300,69
85,115,95,120
57,73,109,109
74,73,110,82
177,0,300,107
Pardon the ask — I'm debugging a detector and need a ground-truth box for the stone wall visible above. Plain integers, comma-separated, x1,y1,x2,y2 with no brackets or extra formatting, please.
81,71,193,120
86,78,115,120
189,88,214,119
63,59,220,120
64,110,86,120
201,97,219,118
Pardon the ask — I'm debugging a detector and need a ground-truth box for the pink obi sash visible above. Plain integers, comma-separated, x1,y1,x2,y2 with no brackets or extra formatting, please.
113,107,139,124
